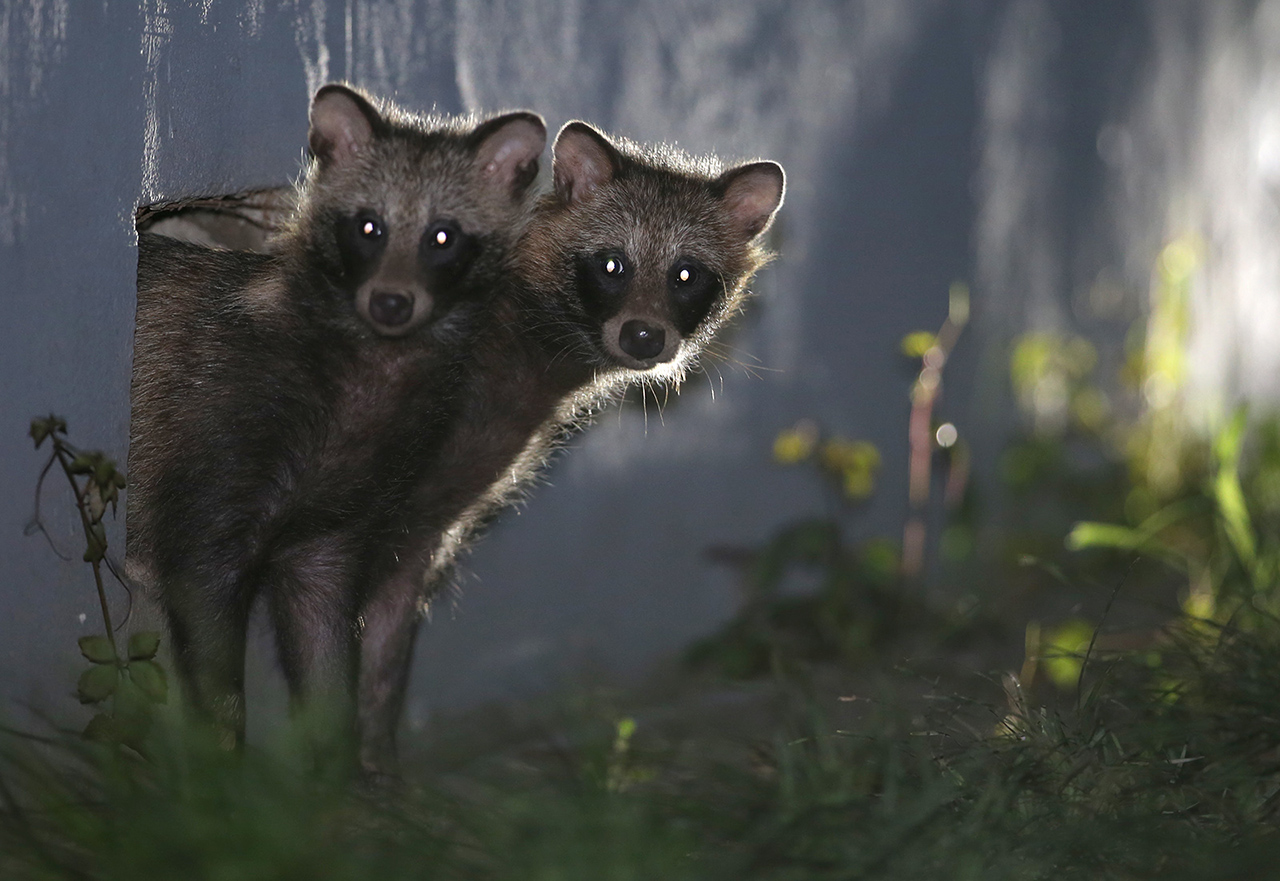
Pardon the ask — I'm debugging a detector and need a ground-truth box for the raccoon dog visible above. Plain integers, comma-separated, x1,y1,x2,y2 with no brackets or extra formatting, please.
353,121,785,773
126,84,545,756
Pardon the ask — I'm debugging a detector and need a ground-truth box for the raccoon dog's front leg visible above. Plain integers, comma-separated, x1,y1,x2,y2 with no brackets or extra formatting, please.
266,537,364,768
162,572,254,750
354,558,432,776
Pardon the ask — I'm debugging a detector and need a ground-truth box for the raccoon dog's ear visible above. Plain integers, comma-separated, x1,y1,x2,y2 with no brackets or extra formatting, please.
470,111,546,199
714,161,786,241
309,84,382,166
552,121,623,206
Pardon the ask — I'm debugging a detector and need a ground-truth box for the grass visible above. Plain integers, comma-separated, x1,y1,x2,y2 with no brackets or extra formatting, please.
5,617,1280,880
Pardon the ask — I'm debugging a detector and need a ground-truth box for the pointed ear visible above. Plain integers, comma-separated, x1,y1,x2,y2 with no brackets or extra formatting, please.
309,84,381,166
552,121,622,205
470,111,546,199
715,161,785,241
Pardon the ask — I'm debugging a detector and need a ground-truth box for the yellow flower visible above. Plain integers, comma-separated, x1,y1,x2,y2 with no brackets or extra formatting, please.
773,425,817,464
821,438,881,473
820,438,882,498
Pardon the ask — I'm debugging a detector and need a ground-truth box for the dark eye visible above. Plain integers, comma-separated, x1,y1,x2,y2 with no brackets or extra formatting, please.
673,263,698,285
427,221,456,249
667,257,719,333
337,211,388,277
576,250,630,318
419,218,477,279
669,258,710,295
602,253,626,277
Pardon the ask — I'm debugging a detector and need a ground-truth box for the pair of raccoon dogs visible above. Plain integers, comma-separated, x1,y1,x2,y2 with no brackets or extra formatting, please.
127,83,785,776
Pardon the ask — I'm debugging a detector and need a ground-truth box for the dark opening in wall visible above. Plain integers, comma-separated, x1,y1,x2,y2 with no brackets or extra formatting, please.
134,188,294,252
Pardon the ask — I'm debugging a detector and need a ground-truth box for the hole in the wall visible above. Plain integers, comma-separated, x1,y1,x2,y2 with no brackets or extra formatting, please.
134,187,295,252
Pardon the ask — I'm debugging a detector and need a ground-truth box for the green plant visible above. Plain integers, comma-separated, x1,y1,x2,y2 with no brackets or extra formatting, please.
1068,407,1280,628
690,282,977,680
28,415,167,751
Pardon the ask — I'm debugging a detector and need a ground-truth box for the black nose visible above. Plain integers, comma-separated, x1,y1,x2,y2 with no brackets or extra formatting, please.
618,320,666,361
369,291,413,327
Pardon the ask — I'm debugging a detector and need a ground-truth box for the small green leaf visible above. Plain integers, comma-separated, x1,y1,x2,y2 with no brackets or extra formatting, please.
30,420,50,448
1042,619,1095,690
901,331,938,359
948,281,971,326
68,453,95,475
78,635,117,664
116,712,153,752
77,664,119,704
860,538,900,581
30,415,66,447
83,713,122,743
772,427,816,464
128,660,168,704
109,679,156,751
1212,407,1257,573
1215,468,1257,569
113,674,149,717
92,457,118,487
1066,522,1146,552
127,631,162,661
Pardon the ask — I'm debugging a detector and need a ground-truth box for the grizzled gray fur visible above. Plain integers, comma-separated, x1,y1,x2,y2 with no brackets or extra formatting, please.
352,121,784,774
129,97,782,777
126,84,544,765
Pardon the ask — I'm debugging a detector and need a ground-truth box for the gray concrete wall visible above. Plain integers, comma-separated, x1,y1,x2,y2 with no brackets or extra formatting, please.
8,0,1271,732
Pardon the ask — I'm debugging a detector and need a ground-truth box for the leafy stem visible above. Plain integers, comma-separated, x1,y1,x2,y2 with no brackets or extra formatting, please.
28,415,165,749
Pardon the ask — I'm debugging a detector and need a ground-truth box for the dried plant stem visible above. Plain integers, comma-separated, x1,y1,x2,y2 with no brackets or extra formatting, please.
902,288,968,578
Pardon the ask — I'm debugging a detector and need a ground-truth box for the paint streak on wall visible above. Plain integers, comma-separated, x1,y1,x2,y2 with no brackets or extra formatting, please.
975,0,1065,336
0,0,70,245
140,0,173,203
290,0,330,97
240,0,265,37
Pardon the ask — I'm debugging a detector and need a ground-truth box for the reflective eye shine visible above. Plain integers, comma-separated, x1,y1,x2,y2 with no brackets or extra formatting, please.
677,266,695,284
434,228,450,247
361,219,380,238
604,256,624,276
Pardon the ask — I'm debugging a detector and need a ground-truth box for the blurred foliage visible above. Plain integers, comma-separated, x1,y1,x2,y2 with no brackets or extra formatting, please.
687,520,912,678
1017,236,1280,666
694,236,1280,699
691,283,979,680
1035,618,1097,691
770,420,882,500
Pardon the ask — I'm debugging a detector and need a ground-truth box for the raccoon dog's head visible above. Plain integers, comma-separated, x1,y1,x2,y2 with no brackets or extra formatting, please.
521,121,784,378
296,84,546,337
